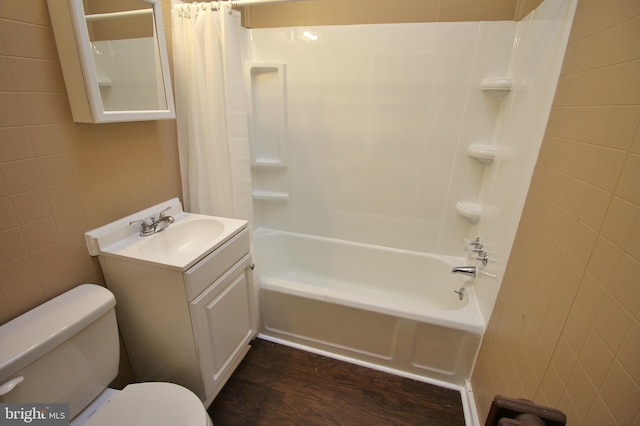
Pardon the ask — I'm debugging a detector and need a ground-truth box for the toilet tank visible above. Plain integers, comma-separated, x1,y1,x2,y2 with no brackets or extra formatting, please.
0,284,119,419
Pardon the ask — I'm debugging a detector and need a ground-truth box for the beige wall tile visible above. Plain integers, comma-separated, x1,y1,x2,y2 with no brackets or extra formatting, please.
0,20,58,60
618,320,640,384
0,159,42,194
4,283,45,319
574,272,605,322
558,391,580,424
609,254,640,315
28,125,67,156
606,106,640,150
11,189,51,224
0,127,33,161
618,60,640,105
593,294,634,353
7,58,65,93
566,362,598,419
579,185,610,229
37,155,74,187
54,208,85,240
586,236,623,287
0,197,17,232
593,148,625,191
0,93,24,127
600,361,640,425
601,197,639,247
0,0,52,25
0,227,27,265
0,57,14,91
583,395,618,426
46,183,81,214
21,217,58,252
561,305,590,355
0,256,37,296
18,93,72,125
580,329,614,387
615,153,640,205
30,243,67,282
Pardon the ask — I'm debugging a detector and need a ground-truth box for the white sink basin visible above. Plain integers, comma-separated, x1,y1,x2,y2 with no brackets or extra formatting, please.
85,199,248,270
137,218,226,258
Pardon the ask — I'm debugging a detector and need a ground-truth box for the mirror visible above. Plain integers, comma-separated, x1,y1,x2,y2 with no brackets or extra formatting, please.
48,0,175,123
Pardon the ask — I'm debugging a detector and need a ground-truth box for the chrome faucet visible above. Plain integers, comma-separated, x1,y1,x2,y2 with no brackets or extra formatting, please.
451,266,477,277
130,207,175,236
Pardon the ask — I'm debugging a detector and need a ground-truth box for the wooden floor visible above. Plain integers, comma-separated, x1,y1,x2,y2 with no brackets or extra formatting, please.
208,339,466,425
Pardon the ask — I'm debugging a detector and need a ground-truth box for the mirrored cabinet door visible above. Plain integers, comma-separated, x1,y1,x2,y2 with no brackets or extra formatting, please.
48,0,175,123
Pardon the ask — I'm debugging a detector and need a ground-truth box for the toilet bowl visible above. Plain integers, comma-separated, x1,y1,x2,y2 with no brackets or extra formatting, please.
0,284,213,426
73,383,212,426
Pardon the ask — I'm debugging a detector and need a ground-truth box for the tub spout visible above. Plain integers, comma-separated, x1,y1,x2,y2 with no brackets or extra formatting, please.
452,266,477,277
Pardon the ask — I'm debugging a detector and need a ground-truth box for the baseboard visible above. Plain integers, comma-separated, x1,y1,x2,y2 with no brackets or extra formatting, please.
462,379,481,426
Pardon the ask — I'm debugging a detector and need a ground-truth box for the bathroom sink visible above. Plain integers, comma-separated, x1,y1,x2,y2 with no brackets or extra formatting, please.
137,218,226,258
85,199,248,270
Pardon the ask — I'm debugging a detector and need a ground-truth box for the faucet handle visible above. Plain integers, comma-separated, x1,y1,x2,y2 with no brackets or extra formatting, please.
158,206,175,224
159,206,172,218
464,237,482,251
130,219,152,235
470,250,495,267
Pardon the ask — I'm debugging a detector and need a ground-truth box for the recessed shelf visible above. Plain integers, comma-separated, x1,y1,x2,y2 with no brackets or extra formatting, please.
252,190,289,201
467,144,498,165
480,78,512,97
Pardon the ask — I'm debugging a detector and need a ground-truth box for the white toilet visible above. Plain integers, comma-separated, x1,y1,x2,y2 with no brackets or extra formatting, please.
0,284,213,426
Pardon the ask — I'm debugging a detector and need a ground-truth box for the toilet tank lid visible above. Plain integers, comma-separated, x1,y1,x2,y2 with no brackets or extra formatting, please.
0,284,116,381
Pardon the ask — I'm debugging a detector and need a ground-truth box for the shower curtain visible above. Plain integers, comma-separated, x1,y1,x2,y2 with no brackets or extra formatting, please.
171,2,252,220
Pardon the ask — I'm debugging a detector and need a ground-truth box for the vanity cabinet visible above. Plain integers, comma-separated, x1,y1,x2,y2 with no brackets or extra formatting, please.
97,227,257,405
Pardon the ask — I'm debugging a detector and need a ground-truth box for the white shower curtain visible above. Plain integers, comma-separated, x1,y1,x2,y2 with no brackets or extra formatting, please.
172,2,252,221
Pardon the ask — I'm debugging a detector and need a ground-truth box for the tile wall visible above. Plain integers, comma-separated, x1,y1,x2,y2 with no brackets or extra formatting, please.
242,0,524,28
0,0,180,323
471,0,640,424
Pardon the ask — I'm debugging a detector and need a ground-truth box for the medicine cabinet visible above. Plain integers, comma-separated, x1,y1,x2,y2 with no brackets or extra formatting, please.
48,0,175,123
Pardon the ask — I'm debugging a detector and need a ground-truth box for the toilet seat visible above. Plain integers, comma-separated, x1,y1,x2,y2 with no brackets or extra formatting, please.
83,382,211,426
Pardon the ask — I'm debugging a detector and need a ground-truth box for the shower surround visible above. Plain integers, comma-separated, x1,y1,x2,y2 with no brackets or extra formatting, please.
243,0,576,421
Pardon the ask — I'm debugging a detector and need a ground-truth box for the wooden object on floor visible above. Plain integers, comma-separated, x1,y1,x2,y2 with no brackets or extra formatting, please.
485,395,566,426
208,338,465,425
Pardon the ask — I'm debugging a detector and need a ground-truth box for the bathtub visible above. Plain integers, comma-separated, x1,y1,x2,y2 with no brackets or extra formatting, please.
253,228,485,387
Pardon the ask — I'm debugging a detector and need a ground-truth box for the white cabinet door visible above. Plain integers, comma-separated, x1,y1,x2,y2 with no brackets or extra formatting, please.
190,254,255,398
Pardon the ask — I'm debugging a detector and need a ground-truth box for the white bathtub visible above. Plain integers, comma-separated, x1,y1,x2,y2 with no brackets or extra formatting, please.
253,228,485,387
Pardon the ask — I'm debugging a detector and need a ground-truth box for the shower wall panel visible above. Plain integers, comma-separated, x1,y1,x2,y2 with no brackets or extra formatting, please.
246,22,514,255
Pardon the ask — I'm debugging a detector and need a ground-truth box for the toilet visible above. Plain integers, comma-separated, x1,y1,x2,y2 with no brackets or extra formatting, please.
0,284,213,426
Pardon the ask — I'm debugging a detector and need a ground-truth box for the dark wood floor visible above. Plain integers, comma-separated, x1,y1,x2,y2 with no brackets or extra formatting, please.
208,339,466,425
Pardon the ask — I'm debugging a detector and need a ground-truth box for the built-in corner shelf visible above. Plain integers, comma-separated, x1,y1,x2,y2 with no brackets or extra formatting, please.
252,190,289,201
480,78,512,98
251,159,287,169
467,144,498,165
456,202,484,223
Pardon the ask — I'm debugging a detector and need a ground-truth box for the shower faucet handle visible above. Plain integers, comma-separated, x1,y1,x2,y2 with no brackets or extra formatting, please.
470,250,494,267
464,237,482,251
